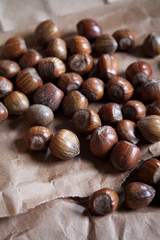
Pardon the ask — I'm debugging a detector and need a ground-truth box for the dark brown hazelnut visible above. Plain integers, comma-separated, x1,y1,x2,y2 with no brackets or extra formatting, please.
90,125,118,158
138,79,160,103
57,72,83,93
2,37,27,60
38,57,66,82
0,102,8,123
26,104,54,126
143,32,160,57
148,99,160,115
98,103,122,125
94,34,118,55
72,109,101,134
126,61,152,87
0,60,20,79
0,76,13,98
122,100,146,122
35,20,61,46
110,140,140,171
76,19,102,40
68,53,93,75
106,76,134,103
88,188,119,215
19,49,42,69
33,83,64,111
62,90,88,117
112,29,135,51
81,78,104,102
125,182,155,209
46,38,67,61
68,35,91,55
16,68,43,95
97,54,118,80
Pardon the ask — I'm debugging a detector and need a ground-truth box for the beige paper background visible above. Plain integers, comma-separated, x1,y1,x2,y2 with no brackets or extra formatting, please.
0,0,160,238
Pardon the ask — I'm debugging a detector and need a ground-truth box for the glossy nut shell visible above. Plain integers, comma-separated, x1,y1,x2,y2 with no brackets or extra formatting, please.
94,34,118,55
0,102,8,123
122,100,146,121
143,32,160,57
98,103,122,125
88,188,119,215
138,79,160,103
0,76,13,98
112,29,135,51
19,49,42,69
46,38,67,61
148,99,160,115
0,60,20,79
68,35,91,55
49,129,80,160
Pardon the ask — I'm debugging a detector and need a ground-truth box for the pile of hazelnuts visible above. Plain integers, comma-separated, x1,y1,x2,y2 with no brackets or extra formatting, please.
0,19,160,216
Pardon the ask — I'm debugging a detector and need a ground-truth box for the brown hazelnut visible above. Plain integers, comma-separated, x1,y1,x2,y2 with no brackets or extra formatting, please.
72,109,101,134
94,34,118,55
0,60,20,79
49,129,80,160
24,126,52,151
46,38,67,61
137,115,160,143
35,20,61,46
33,83,64,111
0,102,8,123
26,104,54,127
116,120,140,144
16,68,43,95
148,99,160,115
138,79,160,103
18,49,42,69
2,37,27,60
68,53,93,75
125,182,155,209
76,19,102,40
81,78,104,102
4,91,29,115
38,57,66,82
122,100,146,122
110,140,140,171
88,188,119,216
137,158,160,185
0,76,13,98
126,61,152,87
62,90,88,117
106,76,134,103
68,35,91,55
97,54,118,80
143,32,160,57
112,29,135,51
98,103,122,125
90,125,118,158
57,72,83,93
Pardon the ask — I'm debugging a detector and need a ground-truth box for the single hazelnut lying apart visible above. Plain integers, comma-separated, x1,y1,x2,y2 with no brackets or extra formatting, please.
88,188,119,215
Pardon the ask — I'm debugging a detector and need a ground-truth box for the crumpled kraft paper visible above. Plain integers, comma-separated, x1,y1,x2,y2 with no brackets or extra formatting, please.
0,0,160,236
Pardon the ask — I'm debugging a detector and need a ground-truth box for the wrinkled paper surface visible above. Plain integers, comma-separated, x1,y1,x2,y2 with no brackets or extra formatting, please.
0,0,160,238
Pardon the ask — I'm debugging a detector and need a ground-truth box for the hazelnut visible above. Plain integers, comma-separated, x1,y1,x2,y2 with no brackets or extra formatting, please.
0,60,20,79
76,19,102,40
2,37,27,60
94,34,118,55
4,91,29,115
106,76,134,103
112,29,135,51
19,49,42,69
122,100,146,122
46,38,67,61
88,188,119,215
38,57,66,82
0,76,13,98
33,83,64,112
125,182,155,209
0,102,8,123
16,68,43,95
138,79,160,103
68,53,93,75
126,61,152,87
72,109,101,134
62,90,88,117
143,32,160,57
98,103,123,125
148,99,160,115
26,104,54,127
68,35,91,55
110,140,140,171
57,72,83,93
24,126,52,151
49,129,80,160
81,78,104,102
35,19,61,46
90,125,118,158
